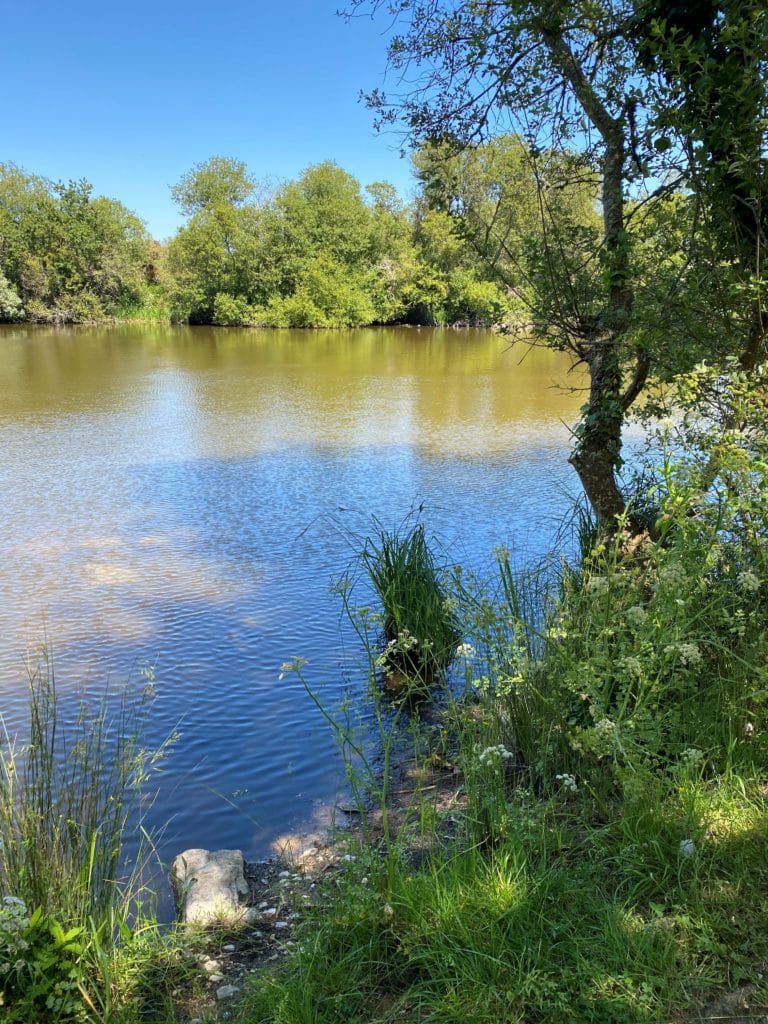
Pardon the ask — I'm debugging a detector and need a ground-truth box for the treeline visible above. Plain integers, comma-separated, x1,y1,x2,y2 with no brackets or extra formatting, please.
0,140,597,328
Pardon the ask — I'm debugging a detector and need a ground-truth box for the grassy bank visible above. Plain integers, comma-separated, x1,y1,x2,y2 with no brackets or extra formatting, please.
234,397,768,1022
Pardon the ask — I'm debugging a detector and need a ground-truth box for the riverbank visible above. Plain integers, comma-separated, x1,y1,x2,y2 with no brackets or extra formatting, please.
2,361,768,1021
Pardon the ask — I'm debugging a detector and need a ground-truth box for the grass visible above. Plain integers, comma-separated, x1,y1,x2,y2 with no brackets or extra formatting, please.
0,651,192,1022
360,520,462,692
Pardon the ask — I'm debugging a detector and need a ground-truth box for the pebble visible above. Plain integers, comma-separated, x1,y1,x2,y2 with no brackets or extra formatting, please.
201,958,221,973
342,854,356,862
222,944,236,952
208,973,225,984
216,984,240,1001
262,907,277,919
278,870,291,878
275,920,289,929
258,900,268,909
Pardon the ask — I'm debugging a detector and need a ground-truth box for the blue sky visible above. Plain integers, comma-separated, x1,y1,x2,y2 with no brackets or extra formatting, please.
1,0,413,239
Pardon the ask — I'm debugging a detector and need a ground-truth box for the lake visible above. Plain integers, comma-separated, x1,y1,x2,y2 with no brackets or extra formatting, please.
0,324,586,887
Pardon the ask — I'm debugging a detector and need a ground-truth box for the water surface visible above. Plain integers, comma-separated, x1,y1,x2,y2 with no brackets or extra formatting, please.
0,325,586,877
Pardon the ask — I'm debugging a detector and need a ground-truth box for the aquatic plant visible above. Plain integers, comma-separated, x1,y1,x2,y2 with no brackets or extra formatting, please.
361,521,461,689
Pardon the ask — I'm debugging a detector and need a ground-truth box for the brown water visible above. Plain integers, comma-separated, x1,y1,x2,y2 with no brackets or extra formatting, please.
0,324,586,882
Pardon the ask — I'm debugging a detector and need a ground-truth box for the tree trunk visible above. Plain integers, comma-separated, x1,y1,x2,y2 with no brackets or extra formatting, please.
541,18,637,528
569,341,628,524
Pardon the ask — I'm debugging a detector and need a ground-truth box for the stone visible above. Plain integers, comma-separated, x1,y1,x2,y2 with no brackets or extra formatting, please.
171,849,250,926
216,984,240,1001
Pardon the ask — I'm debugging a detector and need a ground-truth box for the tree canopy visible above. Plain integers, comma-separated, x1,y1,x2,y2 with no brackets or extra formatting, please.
347,0,768,525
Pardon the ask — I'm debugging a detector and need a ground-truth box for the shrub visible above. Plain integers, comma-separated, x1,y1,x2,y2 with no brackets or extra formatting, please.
212,291,255,326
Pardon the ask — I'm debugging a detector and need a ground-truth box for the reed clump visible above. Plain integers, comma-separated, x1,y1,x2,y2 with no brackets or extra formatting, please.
361,522,462,691
0,652,182,1021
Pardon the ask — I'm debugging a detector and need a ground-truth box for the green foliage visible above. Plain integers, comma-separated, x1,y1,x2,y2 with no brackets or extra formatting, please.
0,653,176,1021
0,164,151,323
170,155,255,216
360,522,462,691
0,267,23,321
213,290,256,326
0,903,84,1022
238,366,768,1022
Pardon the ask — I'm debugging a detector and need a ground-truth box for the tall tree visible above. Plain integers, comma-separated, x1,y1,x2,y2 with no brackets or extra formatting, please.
348,0,767,526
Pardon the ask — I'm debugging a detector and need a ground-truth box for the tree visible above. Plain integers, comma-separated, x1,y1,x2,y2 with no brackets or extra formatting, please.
170,156,255,216
348,0,767,527
0,163,150,322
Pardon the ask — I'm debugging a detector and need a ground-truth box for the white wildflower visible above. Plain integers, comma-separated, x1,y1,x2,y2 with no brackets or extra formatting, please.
656,562,688,589
477,744,514,766
624,605,647,627
737,570,760,593
278,656,308,679
555,773,578,793
680,747,705,768
2,898,26,910
665,642,702,666
593,718,617,738
620,656,643,678
585,576,610,596
455,643,475,659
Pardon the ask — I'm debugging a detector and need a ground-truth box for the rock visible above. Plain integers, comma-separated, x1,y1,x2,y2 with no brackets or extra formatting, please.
222,943,236,952
208,973,225,984
171,849,250,926
216,984,240,1001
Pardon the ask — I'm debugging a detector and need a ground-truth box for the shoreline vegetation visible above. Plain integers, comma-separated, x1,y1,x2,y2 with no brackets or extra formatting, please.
0,141,591,331
3,438,768,1022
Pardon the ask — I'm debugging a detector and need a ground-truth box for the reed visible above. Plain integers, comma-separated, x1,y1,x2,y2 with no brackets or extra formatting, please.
361,521,461,690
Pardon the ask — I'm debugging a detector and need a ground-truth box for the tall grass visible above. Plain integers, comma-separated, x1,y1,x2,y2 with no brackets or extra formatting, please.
0,651,167,923
0,650,177,1020
361,521,461,690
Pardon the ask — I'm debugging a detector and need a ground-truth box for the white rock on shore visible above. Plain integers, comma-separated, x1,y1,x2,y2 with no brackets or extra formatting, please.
170,848,250,926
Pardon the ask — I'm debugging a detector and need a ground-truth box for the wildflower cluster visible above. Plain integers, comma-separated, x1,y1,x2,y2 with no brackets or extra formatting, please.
0,897,31,970
624,605,647,627
584,576,610,596
664,642,703,667
679,748,705,770
555,773,578,793
376,629,433,669
737,570,760,593
476,743,514,767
